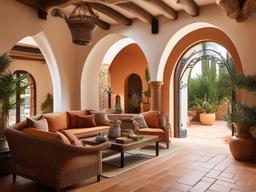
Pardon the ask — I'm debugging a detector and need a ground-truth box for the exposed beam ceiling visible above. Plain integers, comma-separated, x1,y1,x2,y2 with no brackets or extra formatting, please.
142,0,177,20
176,0,199,16
87,2,132,25
116,2,153,23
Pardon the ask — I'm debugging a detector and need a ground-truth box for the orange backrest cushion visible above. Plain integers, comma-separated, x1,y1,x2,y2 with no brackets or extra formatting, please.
76,115,96,128
23,128,70,144
142,111,160,128
43,112,67,132
67,110,89,128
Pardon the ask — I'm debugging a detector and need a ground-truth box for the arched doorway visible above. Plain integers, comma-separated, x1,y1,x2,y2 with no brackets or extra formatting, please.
125,74,143,113
174,42,234,138
81,34,149,112
159,24,243,137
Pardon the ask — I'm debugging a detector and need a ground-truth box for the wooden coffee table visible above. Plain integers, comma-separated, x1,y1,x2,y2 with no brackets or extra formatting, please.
81,135,159,168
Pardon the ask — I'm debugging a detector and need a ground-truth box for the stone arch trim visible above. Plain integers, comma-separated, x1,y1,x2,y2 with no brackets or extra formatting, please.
161,27,242,136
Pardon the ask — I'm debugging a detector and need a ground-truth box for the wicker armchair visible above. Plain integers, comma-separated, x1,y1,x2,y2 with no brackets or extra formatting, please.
4,128,110,191
137,111,170,149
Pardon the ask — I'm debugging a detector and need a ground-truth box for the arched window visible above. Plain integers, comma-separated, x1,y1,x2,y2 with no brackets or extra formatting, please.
9,71,36,124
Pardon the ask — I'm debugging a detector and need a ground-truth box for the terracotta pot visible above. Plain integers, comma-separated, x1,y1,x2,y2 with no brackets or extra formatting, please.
229,123,256,161
199,113,216,125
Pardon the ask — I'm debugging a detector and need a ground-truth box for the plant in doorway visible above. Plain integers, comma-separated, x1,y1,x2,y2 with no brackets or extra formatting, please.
142,66,151,112
194,98,217,126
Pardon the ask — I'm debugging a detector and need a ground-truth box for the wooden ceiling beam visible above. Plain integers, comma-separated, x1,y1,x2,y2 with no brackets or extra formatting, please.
15,0,43,9
236,0,256,22
116,2,153,23
216,0,240,19
87,2,132,26
142,0,177,20
176,0,199,16
93,18,111,30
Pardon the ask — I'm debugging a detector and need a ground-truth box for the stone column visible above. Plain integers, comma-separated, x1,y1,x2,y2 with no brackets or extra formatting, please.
150,81,163,111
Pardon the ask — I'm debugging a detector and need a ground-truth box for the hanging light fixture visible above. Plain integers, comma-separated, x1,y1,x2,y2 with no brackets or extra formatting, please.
52,1,99,46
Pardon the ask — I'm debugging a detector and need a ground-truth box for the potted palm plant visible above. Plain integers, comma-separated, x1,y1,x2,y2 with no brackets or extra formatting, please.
195,99,217,125
0,54,27,145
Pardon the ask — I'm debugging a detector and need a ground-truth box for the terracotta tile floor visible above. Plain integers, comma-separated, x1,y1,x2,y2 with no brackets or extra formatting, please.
1,120,256,192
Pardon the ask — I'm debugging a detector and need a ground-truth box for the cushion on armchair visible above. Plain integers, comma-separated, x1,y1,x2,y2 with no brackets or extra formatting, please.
133,115,148,129
142,111,160,128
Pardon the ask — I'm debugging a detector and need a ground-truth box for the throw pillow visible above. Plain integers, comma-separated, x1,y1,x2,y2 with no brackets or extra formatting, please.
76,115,96,128
133,115,148,129
43,112,67,132
27,116,49,131
67,110,89,128
59,129,83,147
90,111,110,126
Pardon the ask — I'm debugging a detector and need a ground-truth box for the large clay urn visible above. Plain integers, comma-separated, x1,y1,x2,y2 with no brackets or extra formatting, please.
199,113,216,125
229,123,256,161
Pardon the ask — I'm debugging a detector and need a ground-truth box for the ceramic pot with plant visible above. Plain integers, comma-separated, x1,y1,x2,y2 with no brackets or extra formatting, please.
108,120,121,139
227,103,256,161
195,99,217,126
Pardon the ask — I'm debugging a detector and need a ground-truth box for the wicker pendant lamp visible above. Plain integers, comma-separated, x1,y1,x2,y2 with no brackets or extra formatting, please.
52,1,99,45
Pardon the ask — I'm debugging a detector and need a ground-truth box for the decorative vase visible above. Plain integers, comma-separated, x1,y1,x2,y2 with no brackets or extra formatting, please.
108,126,121,139
229,123,256,161
199,113,216,125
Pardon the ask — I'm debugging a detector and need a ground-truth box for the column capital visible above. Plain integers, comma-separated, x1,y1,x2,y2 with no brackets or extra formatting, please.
149,81,163,87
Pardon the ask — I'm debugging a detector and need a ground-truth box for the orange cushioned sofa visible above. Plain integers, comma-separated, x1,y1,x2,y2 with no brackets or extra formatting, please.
14,110,111,138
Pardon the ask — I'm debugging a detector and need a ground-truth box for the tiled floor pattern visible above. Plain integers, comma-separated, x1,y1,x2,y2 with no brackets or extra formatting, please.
1,121,256,192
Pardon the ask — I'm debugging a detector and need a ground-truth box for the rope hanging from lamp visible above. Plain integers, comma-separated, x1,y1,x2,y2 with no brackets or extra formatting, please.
51,1,99,46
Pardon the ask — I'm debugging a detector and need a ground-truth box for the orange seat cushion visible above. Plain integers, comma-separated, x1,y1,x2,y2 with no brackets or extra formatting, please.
138,128,165,136
142,111,160,128
65,126,110,139
23,128,70,144
43,112,67,132
67,110,89,128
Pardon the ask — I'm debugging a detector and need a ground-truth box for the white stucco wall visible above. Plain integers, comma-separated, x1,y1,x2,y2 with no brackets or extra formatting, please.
9,59,53,114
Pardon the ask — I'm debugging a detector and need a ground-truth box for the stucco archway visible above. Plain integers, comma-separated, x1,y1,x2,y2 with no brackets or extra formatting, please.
159,23,242,137
9,33,62,112
81,34,149,110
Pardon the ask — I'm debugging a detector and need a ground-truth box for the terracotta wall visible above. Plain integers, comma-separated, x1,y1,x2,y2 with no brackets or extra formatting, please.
109,44,148,112
9,59,53,114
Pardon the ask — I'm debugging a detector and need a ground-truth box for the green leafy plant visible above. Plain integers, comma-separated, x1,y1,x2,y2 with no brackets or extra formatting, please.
143,66,151,103
41,93,53,114
194,98,217,114
232,73,256,91
0,53,28,138
226,103,256,127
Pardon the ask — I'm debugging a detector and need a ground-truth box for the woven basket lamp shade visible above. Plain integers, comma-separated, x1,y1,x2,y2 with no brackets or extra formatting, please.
52,2,98,46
